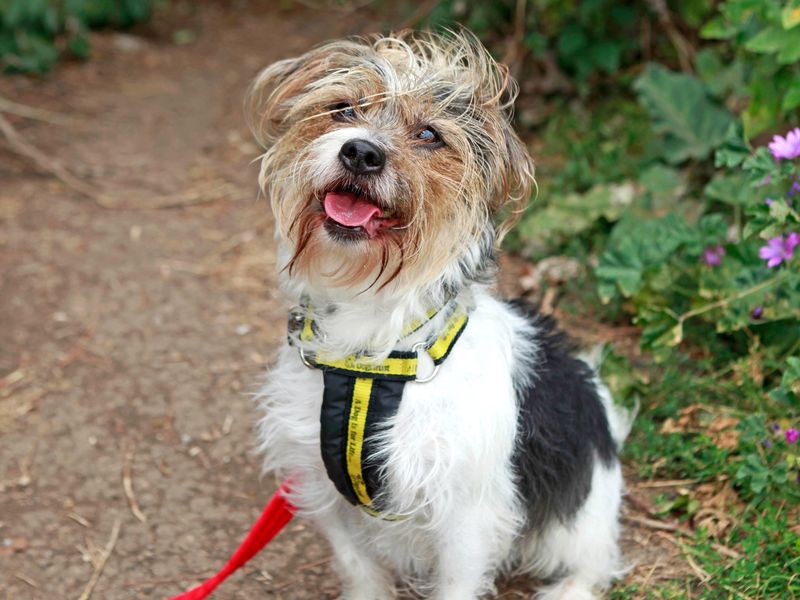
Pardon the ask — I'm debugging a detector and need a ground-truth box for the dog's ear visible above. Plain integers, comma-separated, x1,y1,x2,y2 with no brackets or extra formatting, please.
483,68,536,242
495,119,535,242
246,54,311,147
246,42,357,148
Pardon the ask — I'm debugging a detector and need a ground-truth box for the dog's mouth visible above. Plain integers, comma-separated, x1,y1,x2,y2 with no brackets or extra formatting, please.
322,187,402,240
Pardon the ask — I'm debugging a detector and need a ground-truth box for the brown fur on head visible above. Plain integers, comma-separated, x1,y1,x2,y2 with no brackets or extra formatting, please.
246,30,534,295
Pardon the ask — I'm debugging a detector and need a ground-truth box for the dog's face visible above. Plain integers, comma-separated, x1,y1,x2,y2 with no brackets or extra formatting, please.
247,32,534,295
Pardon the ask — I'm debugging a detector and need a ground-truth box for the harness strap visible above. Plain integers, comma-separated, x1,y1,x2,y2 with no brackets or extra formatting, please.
320,373,406,513
288,298,470,518
296,305,468,382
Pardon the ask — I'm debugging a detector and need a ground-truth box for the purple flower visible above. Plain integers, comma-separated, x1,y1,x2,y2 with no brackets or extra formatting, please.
765,198,774,206
786,428,799,445
702,245,725,267
762,438,773,449
752,306,763,319
789,181,800,197
768,127,800,160
759,233,800,267
772,422,782,433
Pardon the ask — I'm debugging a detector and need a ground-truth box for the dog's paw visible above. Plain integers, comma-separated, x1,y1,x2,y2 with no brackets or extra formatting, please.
535,578,598,600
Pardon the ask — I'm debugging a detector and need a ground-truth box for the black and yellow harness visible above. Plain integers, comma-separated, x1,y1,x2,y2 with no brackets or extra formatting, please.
288,300,469,517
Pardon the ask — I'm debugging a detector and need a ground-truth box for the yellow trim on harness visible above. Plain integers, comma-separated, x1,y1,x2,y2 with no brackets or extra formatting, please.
304,307,467,379
316,354,419,378
399,306,439,338
301,311,315,343
427,311,468,363
346,378,374,506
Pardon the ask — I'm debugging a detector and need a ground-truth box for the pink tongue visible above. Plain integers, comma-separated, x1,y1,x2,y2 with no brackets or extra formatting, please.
324,191,382,228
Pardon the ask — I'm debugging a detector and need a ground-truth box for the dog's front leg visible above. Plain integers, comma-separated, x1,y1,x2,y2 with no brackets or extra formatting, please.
431,505,500,600
314,511,395,600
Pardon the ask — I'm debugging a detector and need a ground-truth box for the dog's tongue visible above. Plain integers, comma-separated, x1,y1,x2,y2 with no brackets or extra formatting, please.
324,192,384,236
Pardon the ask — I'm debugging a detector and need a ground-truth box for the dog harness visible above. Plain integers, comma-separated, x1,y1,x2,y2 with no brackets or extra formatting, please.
288,299,469,517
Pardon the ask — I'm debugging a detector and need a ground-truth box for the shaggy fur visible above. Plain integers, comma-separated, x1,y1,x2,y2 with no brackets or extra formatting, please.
248,30,630,599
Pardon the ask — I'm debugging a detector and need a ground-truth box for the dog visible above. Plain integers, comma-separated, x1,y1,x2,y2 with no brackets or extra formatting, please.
247,31,632,600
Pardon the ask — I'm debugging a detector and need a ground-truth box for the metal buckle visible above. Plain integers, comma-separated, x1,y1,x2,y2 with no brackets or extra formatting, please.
411,342,439,383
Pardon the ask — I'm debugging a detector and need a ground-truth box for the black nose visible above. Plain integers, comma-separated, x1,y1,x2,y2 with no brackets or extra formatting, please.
339,139,385,175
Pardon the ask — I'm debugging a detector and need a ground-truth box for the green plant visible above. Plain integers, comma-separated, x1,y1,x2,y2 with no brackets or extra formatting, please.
0,0,155,73
426,0,653,89
596,126,800,372
700,0,800,135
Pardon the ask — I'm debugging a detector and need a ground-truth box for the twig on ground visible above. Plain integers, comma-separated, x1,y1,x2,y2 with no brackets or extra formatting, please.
625,498,743,560
624,514,681,532
14,573,39,588
635,478,701,489
77,519,122,600
656,532,711,583
123,445,147,523
123,572,215,589
639,558,662,590
0,112,116,208
141,182,240,210
67,512,92,528
1,112,237,211
0,95,79,126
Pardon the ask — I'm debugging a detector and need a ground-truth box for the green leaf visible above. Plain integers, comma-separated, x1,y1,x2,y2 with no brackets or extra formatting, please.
639,310,684,349
746,26,790,53
694,48,746,99
714,123,750,169
639,164,681,194
556,24,588,58
518,183,634,247
742,147,779,181
634,64,734,164
704,173,751,206
782,3,800,29
524,32,547,57
591,40,622,73
783,357,800,388
745,26,800,63
700,16,736,39
782,80,800,112
595,214,694,299
768,199,790,223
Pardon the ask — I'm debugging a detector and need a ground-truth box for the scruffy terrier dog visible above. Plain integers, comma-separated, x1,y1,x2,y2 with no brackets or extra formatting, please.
247,31,631,600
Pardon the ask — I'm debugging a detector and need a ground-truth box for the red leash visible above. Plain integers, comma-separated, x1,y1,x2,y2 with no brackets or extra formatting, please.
167,481,295,600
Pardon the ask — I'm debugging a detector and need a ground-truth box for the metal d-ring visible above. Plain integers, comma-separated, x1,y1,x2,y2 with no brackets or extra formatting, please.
298,348,315,369
411,342,439,383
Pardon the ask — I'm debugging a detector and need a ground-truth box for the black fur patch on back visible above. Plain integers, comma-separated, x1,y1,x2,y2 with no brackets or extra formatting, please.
508,300,617,530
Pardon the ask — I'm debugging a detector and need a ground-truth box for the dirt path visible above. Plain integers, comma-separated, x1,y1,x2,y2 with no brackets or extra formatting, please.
0,4,682,599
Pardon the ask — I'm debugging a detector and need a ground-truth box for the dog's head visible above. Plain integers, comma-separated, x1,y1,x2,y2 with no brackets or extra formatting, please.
247,30,534,296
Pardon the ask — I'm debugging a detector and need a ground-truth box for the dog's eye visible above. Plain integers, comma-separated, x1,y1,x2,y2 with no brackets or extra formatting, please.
416,126,443,147
331,102,356,122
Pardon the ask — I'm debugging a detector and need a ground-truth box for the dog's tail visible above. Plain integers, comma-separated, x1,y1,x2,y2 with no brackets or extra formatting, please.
579,344,638,450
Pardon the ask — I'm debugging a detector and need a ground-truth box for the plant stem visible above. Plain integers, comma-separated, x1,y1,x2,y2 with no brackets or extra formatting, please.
676,272,790,326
